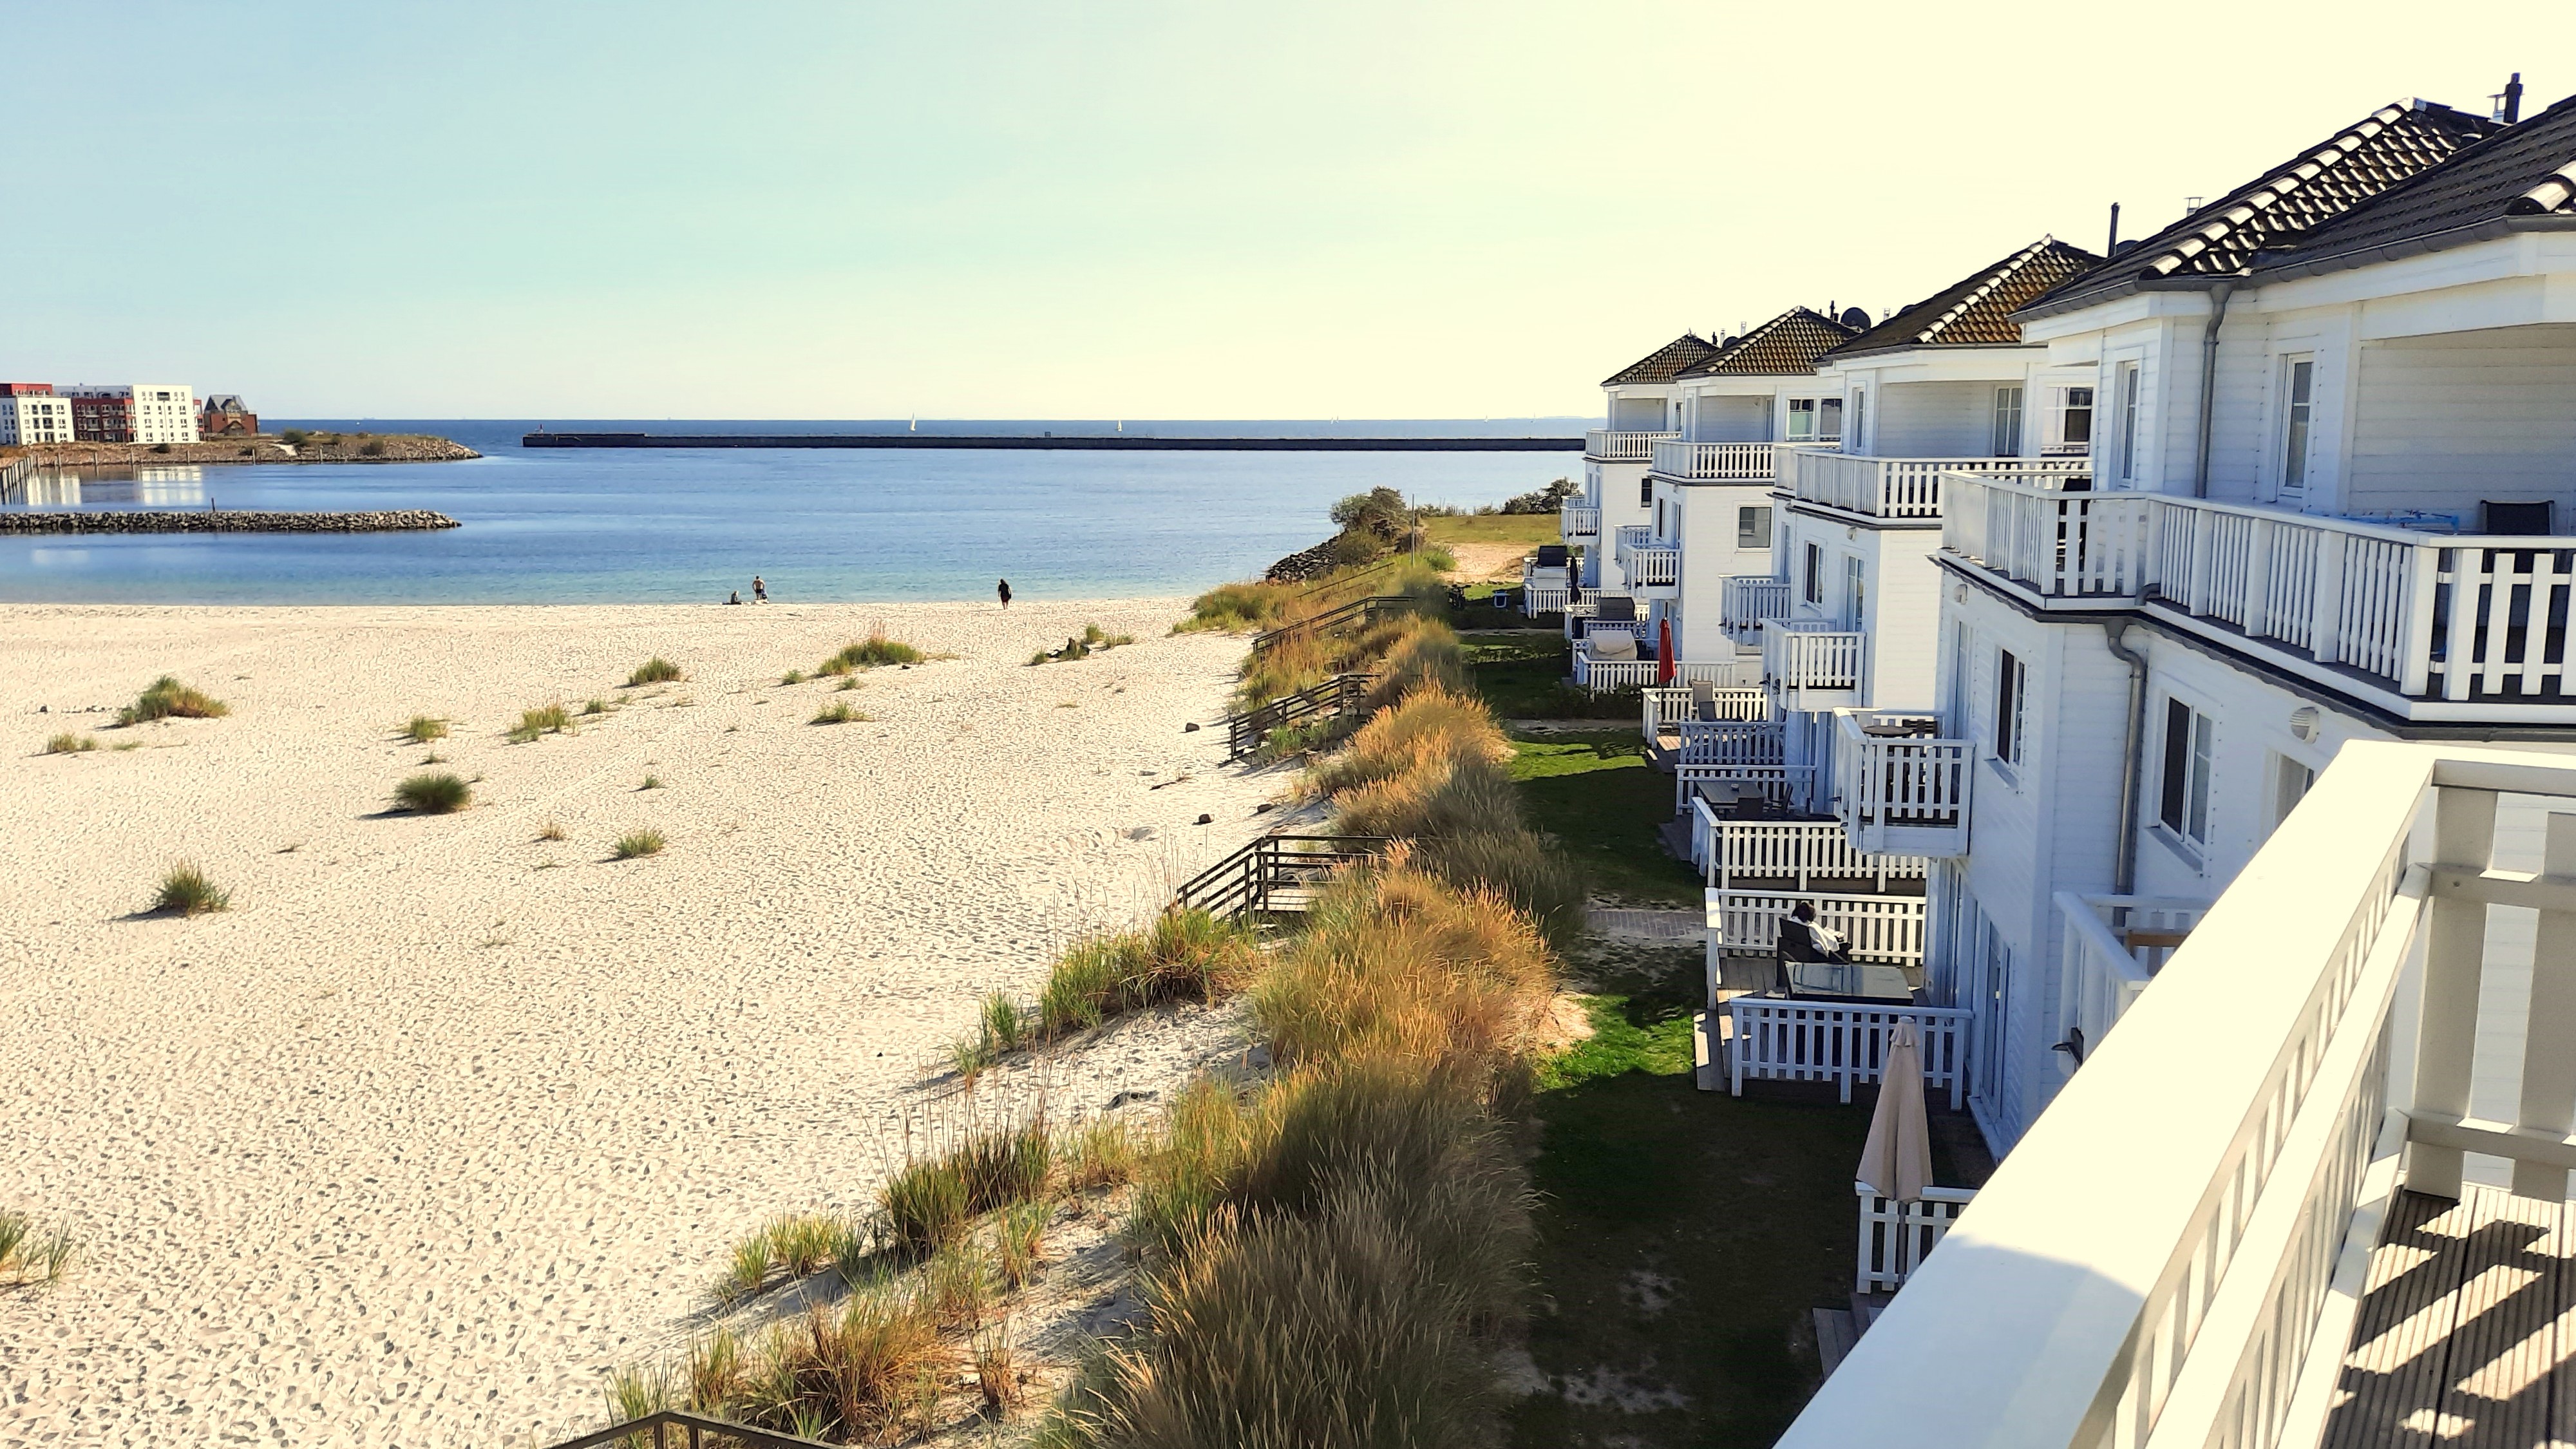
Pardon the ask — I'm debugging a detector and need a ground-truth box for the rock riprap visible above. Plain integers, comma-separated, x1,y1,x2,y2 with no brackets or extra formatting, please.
0,509,460,534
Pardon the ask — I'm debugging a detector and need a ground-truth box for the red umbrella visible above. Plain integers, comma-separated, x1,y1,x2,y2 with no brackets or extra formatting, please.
1657,616,1676,685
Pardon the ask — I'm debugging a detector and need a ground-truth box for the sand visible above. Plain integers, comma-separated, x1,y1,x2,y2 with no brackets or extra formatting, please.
0,600,1289,1446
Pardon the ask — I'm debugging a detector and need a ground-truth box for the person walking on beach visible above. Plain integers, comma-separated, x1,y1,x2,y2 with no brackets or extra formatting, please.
997,578,1013,609
752,575,768,603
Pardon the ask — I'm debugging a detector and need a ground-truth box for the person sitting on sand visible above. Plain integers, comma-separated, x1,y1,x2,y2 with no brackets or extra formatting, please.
997,578,1012,609
752,576,768,603
726,591,741,605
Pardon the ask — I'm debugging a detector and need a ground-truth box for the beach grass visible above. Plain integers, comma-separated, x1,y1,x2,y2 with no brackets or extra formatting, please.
974,1325,1025,1414
154,862,232,916
1036,908,1259,1037
821,629,923,674
779,668,804,685
393,772,472,814
1177,580,1298,633
639,775,662,790
0,1211,76,1287
994,1198,1050,1290
878,1113,1053,1258
926,1239,994,1327
43,732,95,755
612,829,665,860
625,656,684,687
118,676,227,726
1059,1116,1141,1192
536,819,567,842
810,700,865,725
507,703,573,744
1029,622,1137,665
403,715,449,743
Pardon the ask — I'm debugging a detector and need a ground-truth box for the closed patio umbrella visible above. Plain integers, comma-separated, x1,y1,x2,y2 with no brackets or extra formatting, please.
1857,1021,1933,1202
1656,616,1676,685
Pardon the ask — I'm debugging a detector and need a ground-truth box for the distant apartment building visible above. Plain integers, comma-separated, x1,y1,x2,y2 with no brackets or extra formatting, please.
0,384,75,446
67,384,200,444
199,394,258,436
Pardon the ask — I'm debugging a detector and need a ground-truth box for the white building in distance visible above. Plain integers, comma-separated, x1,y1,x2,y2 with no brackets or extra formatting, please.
66,384,200,445
0,391,75,446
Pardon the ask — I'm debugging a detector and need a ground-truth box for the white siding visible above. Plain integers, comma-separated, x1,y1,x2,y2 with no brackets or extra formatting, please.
2345,323,2576,520
1871,381,1996,457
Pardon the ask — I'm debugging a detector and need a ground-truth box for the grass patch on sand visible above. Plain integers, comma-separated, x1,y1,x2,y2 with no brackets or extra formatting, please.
613,828,665,860
625,656,684,686
43,733,95,755
0,1211,77,1288
1029,623,1136,665
881,1112,1054,1257
811,700,869,725
403,715,449,743
1506,731,1700,909
536,819,567,842
154,862,231,916
820,628,924,674
393,772,471,813
1035,908,1260,1037
507,703,574,743
118,676,227,725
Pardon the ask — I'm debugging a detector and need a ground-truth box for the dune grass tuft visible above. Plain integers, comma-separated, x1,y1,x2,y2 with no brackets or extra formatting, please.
1177,580,1298,632
118,675,227,725
779,668,805,685
536,819,567,842
811,700,869,725
507,702,573,744
612,828,665,860
403,715,449,744
821,627,923,674
879,1111,1053,1258
639,775,662,791
154,862,231,916
393,771,471,814
43,732,95,755
626,656,684,687
0,1211,77,1287
1037,908,1260,1037
1030,622,1138,665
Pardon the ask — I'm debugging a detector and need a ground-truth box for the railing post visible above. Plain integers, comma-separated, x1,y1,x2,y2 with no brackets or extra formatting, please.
2408,784,2498,1198
2187,507,2213,614
2517,813,2576,1198
2242,516,2273,639
2401,543,2442,697
2311,529,2347,665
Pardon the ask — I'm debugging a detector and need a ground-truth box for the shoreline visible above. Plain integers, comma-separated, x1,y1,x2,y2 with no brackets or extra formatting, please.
12,433,480,468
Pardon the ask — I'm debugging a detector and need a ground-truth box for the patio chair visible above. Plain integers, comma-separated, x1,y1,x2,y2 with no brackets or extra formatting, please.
2483,500,2555,536
1690,678,1718,721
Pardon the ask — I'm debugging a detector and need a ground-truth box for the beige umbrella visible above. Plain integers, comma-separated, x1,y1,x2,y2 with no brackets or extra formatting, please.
1858,1021,1933,1202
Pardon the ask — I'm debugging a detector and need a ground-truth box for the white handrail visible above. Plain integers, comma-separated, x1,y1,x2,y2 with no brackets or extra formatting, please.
1727,997,1968,1104
1856,1184,1980,1293
1783,450,2088,519
1652,438,1777,481
1585,428,1678,460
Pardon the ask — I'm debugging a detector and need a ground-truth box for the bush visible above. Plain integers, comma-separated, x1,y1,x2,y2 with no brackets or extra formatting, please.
1329,486,1415,544
626,656,683,686
393,772,471,813
403,715,448,743
614,829,665,859
1498,477,1580,515
43,733,95,755
1037,909,1261,1036
281,428,309,445
359,440,385,457
118,676,227,725
155,862,231,916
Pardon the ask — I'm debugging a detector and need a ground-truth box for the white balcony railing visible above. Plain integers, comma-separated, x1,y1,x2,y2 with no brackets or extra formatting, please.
1688,802,1928,889
1650,438,1777,482
1781,448,2088,520
1779,743,2576,1449
2054,893,2210,1070
1707,887,1927,971
1720,575,1792,646
1584,428,1678,461
1610,522,1653,554
1573,654,1756,695
1762,620,1864,710
1620,544,1681,589
1943,475,2576,720
1830,710,1971,857
1725,996,1971,1106
1855,1184,1980,1294
1677,762,1815,813
1642,684,1768,739
1559,503,1600,539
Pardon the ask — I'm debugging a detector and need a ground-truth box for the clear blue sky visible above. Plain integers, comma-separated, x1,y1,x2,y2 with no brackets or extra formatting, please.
3,1,2570,419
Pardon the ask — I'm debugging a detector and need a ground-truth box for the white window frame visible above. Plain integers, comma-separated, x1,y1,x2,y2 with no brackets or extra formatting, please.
1803,541,1824,605
2278,353,2316,498
2157,696,2218,849
1992,385,2024,457
2115,361,2142,483
1843,555,1866,631
1993,648,2027,766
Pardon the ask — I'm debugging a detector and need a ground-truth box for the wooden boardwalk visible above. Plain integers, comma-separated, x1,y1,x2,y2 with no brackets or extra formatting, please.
2325,1186,2576,1448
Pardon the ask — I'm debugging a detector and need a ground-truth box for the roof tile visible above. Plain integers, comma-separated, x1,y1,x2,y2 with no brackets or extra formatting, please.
1827,239,2099,357
2251,90,2576,276
1676,307,1859,377
1600,334,1722,387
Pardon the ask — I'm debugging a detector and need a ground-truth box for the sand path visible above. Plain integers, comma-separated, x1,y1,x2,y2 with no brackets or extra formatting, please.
0,601,1283,1446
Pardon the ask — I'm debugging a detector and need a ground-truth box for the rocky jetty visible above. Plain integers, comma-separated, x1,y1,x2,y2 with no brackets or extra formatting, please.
21,434,480,467
0,510,460,535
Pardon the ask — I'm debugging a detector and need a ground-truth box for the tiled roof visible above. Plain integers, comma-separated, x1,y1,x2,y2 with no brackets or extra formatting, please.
2023,99,2498,317
1600,334,1721,388
1825,238,2100,358
2251,90,2576,279
1676,307,1859,377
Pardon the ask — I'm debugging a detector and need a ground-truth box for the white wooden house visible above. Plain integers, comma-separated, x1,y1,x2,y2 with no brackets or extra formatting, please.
1561,335,1712,598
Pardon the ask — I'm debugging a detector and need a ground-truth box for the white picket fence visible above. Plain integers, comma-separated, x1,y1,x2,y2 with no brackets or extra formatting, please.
1855,1184,1980,1293
1691,804,1928,889
1707,887,1926,968
1643,685,1770,737
1651,439,1777,482
1725,998,1971,1104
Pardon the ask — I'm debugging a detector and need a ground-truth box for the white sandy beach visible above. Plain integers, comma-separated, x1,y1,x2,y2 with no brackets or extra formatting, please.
0,601,1286,1446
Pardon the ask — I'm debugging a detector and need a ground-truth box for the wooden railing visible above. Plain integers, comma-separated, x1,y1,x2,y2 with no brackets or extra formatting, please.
1677,762,1815,811
1222,672,1372,759
1643,683,1769,737
1762,621,1864,704
1691,804,1927,889
1830,710,1971,856
545,1409,834,1449
2053,892,2208,1067
1855,1184,1979,1293
1173,833,1387,919
1781,448,2087,520
1650,439,1777,482
1559,503,1600,538
1721,576,1792,643
1584,428,1678,460
1725,997,1969,1104
1248,593,1425,656
1707,887,1926,969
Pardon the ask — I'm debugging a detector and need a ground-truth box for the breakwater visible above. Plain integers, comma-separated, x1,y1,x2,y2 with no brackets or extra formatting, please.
522,431,1582,452
0,510,459,535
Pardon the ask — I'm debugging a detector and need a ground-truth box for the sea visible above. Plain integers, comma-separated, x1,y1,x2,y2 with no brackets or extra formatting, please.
0,419,1587,605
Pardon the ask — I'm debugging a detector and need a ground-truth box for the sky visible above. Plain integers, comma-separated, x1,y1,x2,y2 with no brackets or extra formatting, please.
4,1,2572,421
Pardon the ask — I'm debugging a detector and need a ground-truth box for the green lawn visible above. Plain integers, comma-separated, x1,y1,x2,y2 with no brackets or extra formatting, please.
1425,512,1564,547
1509,732,1701,907
1511,945,1868,1448
1465,635,1643,719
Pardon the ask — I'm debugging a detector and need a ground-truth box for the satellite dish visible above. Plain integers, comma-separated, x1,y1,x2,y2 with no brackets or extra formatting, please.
1839,307,1871,330
2113,238,2142,255
1719,336,1739,348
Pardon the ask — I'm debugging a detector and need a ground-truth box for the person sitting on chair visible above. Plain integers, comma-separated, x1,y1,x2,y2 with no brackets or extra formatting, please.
1775,900,1853,992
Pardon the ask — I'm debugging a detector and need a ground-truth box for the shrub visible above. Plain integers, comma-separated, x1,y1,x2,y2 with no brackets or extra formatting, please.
118,676,227,725
1037,909,1260,1037
393,772,471,813
1331,486,1415,543
508,703,573,743
403,715,448,743
880,1112,1053,1257
613,829,665,859
627,656,683,686
154,862,231,916
359,440,386,457
281,428,309,445
43,733,95,755
1499,476,1580,515
822,629,923,672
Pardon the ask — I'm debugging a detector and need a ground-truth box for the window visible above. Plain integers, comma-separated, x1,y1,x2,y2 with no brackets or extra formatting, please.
1844,556,1867,631
1849,386,1868,451
1787,397,1817,441
2271,754,2315,835
1993,649,2027,766
1818,397,1844,442
2159,698,2216,845
2116,363,2142,482
1803,542,1823,605
1992,386,2024,457
2281,356,2315,494
1640,474,1653,507
1736,505,1771,550
2045,386,2094,456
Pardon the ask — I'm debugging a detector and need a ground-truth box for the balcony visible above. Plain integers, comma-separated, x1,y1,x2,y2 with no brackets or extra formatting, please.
1649,438,1778,482
1688,804,1928,891
1642,681,1768,741
1559,502,1599,540
1584,428,1678,462
1781,448,2088,520
1611,523,1681,592
1830,710,1971,857
1705,887,1929,978
1762,619,1864,712
2054,892,2209,1067
1777,743,2576,1449
1941,475,2576,723
1721,575,1792,647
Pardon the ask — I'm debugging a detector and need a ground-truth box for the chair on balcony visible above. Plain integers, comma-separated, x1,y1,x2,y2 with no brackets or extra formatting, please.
2483,500,2555,536
1535,544,1570,569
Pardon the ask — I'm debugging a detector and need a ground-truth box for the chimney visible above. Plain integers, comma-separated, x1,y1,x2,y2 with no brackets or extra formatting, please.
2495,72,2524,124
2107,202,2121,255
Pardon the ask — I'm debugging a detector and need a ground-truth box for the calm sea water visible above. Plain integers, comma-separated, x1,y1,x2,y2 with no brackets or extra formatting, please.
0,419,1585,605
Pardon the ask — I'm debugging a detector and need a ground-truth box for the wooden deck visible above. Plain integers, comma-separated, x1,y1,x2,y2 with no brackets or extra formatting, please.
2325,1186,2576,1448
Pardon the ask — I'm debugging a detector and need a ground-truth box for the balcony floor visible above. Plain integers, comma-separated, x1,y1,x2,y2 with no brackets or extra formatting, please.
2324,1185,2576,1448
